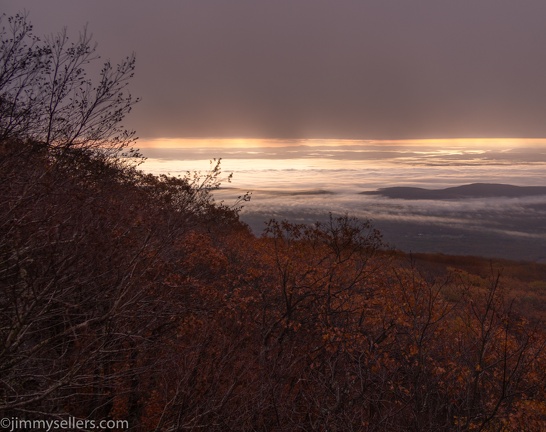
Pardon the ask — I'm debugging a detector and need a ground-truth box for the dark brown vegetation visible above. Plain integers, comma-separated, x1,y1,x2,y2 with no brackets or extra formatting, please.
1,13,545,431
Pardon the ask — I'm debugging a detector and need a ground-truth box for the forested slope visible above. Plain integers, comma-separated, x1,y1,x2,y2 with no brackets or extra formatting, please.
1,13,545,431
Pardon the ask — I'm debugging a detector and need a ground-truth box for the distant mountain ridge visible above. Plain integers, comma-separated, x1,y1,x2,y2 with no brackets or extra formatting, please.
361,183,546,200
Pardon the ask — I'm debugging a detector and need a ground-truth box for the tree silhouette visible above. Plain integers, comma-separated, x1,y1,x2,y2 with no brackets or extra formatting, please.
0,12,138,159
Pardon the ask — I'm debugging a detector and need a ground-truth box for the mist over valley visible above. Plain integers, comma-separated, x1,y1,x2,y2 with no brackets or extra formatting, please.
141,140,546,262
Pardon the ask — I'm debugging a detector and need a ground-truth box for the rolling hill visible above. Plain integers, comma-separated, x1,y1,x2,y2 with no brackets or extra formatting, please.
361,183,546,199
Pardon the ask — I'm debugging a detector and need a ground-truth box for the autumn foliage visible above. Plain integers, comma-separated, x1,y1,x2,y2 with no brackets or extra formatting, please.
2,137,545,430
1,13,545,431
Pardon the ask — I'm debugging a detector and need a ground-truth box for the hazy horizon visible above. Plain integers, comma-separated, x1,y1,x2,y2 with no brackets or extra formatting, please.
139,138,546,261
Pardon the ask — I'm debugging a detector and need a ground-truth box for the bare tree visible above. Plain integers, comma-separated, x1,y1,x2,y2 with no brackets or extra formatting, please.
0,12,138,159
0,12,148,422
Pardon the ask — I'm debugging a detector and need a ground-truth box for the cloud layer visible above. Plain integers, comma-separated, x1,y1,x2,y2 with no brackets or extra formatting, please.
4,1,546,139
140,140,546,262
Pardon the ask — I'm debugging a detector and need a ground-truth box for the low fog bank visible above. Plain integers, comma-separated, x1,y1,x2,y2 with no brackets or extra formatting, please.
234,190,546,262
240,208,546,262
141,143,546,262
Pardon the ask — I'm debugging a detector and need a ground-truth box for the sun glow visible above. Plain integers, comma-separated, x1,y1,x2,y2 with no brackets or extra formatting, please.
383,138,546,149
138,138,305,149
138,137,546,149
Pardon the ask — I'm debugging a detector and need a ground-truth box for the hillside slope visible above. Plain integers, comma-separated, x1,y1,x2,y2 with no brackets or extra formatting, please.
361,183,546,199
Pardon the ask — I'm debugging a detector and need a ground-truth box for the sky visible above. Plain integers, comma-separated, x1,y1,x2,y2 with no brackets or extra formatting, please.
3,0,546,141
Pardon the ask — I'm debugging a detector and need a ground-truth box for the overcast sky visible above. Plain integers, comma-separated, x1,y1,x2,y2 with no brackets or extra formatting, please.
4,0,546,140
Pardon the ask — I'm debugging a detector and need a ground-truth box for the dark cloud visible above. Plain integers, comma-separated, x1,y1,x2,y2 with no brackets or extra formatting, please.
4,0,546,139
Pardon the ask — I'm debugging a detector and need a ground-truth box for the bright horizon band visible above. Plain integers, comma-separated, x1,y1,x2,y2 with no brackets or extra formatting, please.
136,137,546,149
